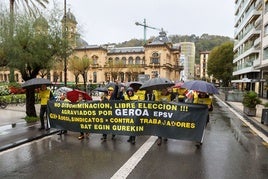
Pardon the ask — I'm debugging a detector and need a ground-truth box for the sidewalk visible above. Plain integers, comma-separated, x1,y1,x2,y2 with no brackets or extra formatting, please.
0,96,267,152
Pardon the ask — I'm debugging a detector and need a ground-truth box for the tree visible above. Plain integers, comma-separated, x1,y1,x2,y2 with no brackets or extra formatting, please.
7,0,48,82
0,12,67,117
207,41,234,87
68,55,92,91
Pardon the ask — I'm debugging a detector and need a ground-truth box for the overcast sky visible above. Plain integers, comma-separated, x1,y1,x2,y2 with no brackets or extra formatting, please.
2,0,234,45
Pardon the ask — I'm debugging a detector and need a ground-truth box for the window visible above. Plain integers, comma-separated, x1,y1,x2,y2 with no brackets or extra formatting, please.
122,57,127,64
151,52,160,64
265,1,268,13
93,72,97,83
115,57,120,65
108,57,113,65
128,57,134,64
264,47,268,60
92,55,98,65
265,24,268,36
135,57,141,64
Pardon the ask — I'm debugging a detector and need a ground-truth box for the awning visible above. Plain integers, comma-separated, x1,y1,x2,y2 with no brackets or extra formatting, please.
231,78,259,83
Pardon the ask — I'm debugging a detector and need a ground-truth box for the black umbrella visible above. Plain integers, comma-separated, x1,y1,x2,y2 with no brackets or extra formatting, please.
94,87,108,92
21,78,52,88
139,77,174,91
125,81,143,91
181,80,219,94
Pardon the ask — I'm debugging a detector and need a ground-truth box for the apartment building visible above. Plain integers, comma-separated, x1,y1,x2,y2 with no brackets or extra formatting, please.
233,0,263,95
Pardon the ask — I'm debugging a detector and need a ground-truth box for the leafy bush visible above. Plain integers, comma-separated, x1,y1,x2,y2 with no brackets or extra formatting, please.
0,85,10,96
242,91,262,108
24,116,39,123
8,82,26,94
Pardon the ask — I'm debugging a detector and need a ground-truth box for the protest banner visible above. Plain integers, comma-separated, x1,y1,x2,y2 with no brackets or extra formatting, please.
48,100,208,142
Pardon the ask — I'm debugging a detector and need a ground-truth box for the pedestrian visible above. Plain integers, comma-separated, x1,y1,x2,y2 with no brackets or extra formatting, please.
101,80,122,141
155,87,175,145
77,93,91,140
145,89,156,101
57,92,70,135
122,87,139,144
194,91,213,147
195,91,213,125
38,84,54,131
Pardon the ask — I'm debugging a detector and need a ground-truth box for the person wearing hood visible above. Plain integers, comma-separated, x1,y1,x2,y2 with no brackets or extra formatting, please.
122,87,139,144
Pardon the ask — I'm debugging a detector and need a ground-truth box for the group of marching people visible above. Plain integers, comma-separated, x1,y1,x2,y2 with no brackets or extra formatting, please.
38,80,213,146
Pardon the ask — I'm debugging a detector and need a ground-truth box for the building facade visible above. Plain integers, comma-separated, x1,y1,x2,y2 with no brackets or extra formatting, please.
174,42,195,81
199,51,212,81
0,10,183,85
233,0,262,94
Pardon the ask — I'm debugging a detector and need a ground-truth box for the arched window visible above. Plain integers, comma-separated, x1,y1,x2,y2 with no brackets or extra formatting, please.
135,56,141,64
122,57,127,65
108,57,113,65
128,57,134,64
115,57,120,65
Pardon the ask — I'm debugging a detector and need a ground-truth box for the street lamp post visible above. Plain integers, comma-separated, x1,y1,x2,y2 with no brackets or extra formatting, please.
63,0,67,86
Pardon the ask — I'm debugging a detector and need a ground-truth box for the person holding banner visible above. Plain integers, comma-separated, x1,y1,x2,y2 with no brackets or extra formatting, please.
38,84,54,131
122,87,139,144
100,85,120,141
77,93,90,140
196,92,213,125
57,92,70,135
155,87,175,145
145,89,156,101
194,91,213,147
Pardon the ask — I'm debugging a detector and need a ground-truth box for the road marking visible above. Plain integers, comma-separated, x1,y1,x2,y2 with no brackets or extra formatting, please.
111,136,157,179
215,95,268,143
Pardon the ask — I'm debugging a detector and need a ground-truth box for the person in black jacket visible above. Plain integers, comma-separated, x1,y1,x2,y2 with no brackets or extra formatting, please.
101,80,122,141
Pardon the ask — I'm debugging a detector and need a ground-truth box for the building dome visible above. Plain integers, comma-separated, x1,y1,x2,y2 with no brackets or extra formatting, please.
33,15,49,29
151,30,170,45
62,8,77,24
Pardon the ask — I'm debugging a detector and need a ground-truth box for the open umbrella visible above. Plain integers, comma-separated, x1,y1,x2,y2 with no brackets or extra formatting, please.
94,87,108,93
139,77,175,91
125,81,143,91
66,89,92,102
21,78,52,88
172,82,184,89
54,87,73,97
181,80,219,94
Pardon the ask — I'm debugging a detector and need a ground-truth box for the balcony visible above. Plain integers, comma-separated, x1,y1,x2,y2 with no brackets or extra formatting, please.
173,65,184,71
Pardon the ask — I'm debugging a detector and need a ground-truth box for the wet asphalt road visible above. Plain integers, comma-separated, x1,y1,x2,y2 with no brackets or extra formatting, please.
0,99,268,179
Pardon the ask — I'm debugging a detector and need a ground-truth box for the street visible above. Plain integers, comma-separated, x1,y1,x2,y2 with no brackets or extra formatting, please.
0,98,267,179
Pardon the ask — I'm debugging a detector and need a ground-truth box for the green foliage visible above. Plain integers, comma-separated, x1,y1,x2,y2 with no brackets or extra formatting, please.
0,85,10,96
24,116,39,123
242,91,261,108
264,102,268,108
207,41,234,87
0,11,68,82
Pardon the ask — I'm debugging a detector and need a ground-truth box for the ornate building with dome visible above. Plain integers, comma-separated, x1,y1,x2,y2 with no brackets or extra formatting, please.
0,9,183,85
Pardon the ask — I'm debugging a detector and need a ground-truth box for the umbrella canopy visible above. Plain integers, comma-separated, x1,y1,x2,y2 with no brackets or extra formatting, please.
125,81,143,91
54,87,73,97
181,80,219,94
139,77,175,91
66,89,92,102
94,87,108,93
21,78,52,88
172,82,184,89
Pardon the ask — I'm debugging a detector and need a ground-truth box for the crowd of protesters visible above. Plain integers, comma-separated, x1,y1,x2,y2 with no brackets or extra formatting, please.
38,80,213,146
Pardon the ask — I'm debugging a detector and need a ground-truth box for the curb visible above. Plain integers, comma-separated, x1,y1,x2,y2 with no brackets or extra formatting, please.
0,129,59,152
216,97,268,154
